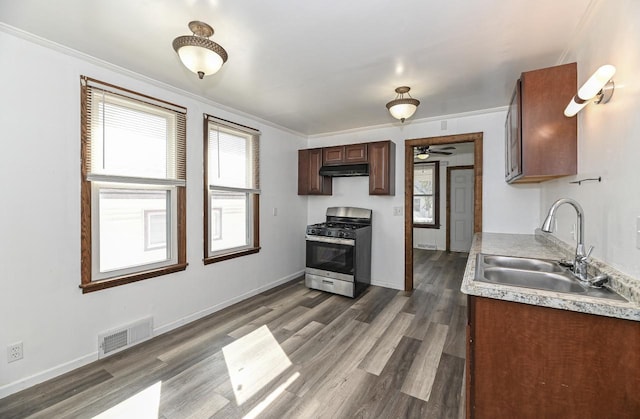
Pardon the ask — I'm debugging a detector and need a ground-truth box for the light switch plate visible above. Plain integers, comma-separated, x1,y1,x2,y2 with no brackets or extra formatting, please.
636,217,640,249
393,206,403,216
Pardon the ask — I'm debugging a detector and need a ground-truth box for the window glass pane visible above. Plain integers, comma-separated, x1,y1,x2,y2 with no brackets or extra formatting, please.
99,188,169,272
208,127,251,188
211,208,222,241
91,92,175,179
145,210,167,250
414,165,433,194
210,190,249,252
414,196,434,224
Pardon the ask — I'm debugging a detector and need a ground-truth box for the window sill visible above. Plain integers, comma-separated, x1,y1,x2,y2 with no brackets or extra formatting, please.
204,247,261,265
413,223,440,229
80,263,188,293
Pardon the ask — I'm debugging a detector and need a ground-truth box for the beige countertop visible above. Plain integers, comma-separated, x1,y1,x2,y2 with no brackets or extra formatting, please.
461,231,640,321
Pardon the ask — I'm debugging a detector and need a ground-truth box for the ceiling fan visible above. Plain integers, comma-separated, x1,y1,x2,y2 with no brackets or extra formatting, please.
414,146,455,160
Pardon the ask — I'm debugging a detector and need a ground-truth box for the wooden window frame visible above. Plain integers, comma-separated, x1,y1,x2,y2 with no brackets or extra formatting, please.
203,115,261,265
412,160,440,229
80,77,187,293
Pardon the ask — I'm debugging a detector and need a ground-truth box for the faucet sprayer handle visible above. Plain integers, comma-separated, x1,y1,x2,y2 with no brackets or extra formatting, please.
585,245,594,259
577,245,594,262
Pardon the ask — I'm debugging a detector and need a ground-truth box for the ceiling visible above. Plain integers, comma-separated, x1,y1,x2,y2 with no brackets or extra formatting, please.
0,0,594,136
413,142,475,162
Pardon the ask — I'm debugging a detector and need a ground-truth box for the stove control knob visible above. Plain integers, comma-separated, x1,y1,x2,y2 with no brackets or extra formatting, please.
310,229,316,234
339,232,347,238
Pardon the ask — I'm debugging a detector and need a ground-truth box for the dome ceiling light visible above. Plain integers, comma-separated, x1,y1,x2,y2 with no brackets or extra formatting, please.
173,21,228,79
386,86,420,122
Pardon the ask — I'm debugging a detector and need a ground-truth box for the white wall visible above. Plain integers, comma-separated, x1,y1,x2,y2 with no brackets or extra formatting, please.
413,151,475,251
0,31,307,396
540,0,640,279
307,111,542,290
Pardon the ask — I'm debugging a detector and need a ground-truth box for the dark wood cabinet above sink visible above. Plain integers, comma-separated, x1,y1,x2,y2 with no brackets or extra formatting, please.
505,62,577,183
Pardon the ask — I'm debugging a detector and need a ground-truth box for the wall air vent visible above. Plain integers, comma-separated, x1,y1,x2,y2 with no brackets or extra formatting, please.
98,317,153,358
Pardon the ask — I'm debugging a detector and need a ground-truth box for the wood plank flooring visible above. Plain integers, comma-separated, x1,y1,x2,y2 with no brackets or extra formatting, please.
0,250,468,419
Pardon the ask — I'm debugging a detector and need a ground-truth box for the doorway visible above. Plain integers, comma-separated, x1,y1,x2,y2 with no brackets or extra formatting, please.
404,132,483,292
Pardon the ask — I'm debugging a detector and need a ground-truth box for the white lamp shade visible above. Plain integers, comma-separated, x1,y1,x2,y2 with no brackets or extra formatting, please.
389,102,418,120
577,65,616,100
416,152,429,160
564,64,616,117
564,98,589,117
177,45,224,76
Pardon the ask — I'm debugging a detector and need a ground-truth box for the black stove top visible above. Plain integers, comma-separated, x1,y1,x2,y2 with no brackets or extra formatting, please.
306,221,370,239
306,206,373,240
310,222,364,230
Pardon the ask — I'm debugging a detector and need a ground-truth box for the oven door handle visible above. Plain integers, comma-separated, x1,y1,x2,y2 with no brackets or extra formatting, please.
305,235,355,246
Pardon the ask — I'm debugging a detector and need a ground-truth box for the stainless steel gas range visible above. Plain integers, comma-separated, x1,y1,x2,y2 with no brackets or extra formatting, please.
305,207,372,298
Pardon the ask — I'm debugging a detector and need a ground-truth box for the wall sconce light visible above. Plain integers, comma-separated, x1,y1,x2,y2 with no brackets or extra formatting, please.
564,64,616,117
386,86,420,122
173,21,228,79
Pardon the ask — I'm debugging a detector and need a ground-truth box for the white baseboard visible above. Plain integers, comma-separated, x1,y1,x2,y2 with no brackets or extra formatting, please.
0,270,304,399
370,279,403,290
0,352,98,399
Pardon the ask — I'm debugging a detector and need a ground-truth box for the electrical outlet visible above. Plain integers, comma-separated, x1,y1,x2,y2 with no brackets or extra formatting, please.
570,223,576,240
7,342,23,363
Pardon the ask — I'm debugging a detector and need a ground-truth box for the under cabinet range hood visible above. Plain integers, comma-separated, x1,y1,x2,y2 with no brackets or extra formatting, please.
319,164,369,177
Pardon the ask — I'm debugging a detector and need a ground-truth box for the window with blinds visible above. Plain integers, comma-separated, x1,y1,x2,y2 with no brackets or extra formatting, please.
80,76,188,292
204,115,261,262
413,161,440,227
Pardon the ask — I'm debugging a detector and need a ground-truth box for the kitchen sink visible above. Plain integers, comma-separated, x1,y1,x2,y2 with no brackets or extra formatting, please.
482,255,566,273
475,254,627,301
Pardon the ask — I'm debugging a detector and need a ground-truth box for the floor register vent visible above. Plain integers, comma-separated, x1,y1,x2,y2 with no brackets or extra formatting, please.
98,317,153,358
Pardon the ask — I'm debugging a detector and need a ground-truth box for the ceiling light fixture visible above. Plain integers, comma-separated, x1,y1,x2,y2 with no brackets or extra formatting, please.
386,86,420,122
173,21,228,79
564,65,616,117
416,151,430,160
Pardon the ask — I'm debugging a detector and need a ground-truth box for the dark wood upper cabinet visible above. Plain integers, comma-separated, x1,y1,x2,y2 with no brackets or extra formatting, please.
506,62,577,184
298,141,394,196
322,143,368,165
298,148,332,195
368,140,395,195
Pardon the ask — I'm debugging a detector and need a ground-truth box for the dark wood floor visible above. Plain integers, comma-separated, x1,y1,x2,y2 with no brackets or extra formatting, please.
0,250,468,419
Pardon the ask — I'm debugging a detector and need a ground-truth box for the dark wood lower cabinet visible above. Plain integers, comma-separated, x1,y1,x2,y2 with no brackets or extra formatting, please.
467,296,640,418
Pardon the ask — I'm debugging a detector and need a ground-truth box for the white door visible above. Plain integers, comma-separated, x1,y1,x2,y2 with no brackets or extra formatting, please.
449,168,474,252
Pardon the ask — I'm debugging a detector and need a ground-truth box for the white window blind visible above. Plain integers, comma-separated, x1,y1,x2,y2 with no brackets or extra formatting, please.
207,116,260,193
83,77,186,185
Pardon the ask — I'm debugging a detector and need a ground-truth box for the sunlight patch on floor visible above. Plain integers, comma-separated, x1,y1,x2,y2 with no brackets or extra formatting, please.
92,381,161,419
243,371,300,419
222,325,293,406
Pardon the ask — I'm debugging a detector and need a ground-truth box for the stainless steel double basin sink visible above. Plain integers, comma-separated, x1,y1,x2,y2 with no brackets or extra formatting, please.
475,253,626,301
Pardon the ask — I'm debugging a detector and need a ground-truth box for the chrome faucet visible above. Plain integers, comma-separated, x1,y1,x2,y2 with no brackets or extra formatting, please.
541,198,593,281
